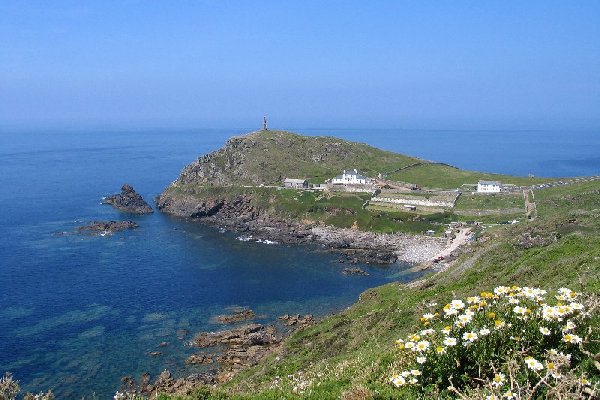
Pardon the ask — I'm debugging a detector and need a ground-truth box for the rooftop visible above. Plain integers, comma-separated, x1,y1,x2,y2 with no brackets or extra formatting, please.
478,180,502,185
284,178,307,183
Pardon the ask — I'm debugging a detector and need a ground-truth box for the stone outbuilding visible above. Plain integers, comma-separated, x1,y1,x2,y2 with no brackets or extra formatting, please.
283,178,309,189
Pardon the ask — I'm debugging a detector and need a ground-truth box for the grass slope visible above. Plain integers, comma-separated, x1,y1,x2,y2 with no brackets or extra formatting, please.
387,163,552,190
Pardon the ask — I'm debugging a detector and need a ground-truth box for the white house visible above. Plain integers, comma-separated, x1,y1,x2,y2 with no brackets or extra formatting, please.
477,180,502,193
331,169,369,185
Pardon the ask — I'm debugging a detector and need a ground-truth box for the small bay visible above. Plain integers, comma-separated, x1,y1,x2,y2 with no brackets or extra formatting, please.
0,128,598,397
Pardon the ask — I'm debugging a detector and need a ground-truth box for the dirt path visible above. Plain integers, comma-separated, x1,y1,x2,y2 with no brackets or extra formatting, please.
431,227,472,261
524,189,537,220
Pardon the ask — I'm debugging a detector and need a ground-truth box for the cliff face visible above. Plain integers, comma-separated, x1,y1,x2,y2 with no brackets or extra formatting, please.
156,192,257,221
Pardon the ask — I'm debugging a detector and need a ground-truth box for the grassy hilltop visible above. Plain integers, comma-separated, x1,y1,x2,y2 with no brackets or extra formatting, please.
173,130,548,188
175,130,420,186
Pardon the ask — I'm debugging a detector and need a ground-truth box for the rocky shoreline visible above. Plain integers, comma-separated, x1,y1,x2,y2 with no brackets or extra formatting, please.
120,310,315,397
156,192,448,265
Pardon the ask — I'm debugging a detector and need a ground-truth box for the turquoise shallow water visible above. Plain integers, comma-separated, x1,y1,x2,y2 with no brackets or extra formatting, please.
0,128,598,397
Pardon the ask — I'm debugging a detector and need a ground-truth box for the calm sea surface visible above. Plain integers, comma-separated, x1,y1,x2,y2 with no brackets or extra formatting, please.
0,128,598,397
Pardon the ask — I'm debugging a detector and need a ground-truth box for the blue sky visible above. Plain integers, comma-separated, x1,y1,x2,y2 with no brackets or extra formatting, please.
1,1,599,130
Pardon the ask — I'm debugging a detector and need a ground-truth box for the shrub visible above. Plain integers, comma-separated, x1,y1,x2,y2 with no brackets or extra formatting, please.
390,286,599,399
0,373,20,400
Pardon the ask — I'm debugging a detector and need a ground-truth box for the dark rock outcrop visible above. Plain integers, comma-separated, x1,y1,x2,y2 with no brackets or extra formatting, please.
104,184,153,214
214,307,256,324
278,314,314,328
156,191,401,264
191,323,282,376
122,369,218,397
186,354,214,365
156,192,256,220
193,323,277,348
77,220,138,235
122,317,316,396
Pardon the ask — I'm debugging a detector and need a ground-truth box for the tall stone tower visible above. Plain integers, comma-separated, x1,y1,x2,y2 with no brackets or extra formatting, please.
262,116,268,131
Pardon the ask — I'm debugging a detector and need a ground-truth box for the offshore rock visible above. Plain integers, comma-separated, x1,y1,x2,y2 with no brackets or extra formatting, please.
104,184,153,214
214,307,256,324
77,220,138,235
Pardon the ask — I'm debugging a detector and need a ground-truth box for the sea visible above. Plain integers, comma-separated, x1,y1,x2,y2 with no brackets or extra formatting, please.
0,128,599,397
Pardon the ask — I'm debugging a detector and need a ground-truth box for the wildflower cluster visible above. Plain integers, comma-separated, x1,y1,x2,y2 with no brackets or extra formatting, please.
390,286,597,397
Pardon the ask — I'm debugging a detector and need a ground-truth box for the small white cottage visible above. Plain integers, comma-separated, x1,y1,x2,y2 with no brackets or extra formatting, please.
331,169,369,185
477,180,502,193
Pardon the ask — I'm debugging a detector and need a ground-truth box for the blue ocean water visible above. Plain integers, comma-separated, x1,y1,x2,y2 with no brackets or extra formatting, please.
298,129,600,178
0,128,598,397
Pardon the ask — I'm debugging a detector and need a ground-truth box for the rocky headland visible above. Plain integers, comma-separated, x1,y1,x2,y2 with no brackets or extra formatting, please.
104,184,153,214
155,130,458,265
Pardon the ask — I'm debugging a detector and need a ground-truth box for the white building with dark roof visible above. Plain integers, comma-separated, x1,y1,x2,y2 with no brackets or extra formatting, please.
331,169,369,185
477,180,502,193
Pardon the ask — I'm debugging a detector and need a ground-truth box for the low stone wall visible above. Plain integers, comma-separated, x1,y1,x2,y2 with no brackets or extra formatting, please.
371,197,455,208
327,184,379,194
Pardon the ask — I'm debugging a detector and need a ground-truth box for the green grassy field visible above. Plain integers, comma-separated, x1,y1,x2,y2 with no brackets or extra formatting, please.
387,163,552,190
159,180,600,399
454,192,525,211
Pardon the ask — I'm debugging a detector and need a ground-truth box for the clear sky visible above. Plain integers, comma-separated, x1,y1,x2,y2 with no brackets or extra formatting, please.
1,1,599,130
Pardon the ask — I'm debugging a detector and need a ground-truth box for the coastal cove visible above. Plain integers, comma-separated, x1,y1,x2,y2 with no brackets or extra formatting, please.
1,129,599,397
